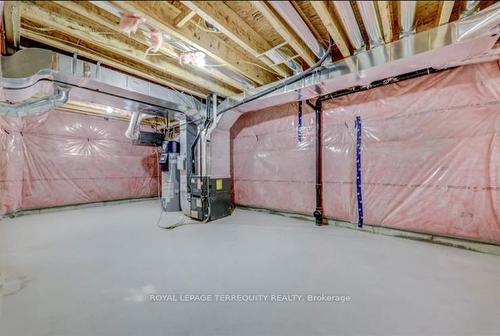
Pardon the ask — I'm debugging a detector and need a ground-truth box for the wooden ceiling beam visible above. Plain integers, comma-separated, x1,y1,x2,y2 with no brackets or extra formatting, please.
437,1,455,26
110,1,279,86
3,1,21,54
391,2,399,42
181,1,292,78
53,1,245,92
251,1,317,67
377,1,394,43
52,1,177,60
309,1,350,57
20,3,237,97
21,29,207,98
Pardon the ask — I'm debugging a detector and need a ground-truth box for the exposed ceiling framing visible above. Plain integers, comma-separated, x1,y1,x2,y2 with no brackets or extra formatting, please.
377,1,395,43
251,1,317,66
54,1,247,92
110,1,280,86
309,1,351,57
181,1,293,78
2,0,498,103
25,4,239,97
437,1,455,26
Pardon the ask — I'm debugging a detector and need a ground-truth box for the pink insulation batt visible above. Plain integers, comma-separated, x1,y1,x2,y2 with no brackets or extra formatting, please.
231,61,500,243
0,110,159,214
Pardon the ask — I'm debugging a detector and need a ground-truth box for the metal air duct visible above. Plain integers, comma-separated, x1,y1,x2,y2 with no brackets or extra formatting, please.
124,111,147,140
462,1,480,18
356,1,384,48
210,3,499,181
334,1,365,52
0,85,70,117
399,1,417,38
1,48,205,120
217,2,500,119
269,1,324,58
457,2,500,41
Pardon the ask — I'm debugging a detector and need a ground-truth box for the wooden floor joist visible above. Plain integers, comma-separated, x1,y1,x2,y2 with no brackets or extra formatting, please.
3,1,21,54
52,1,178,60
11,0,474,100
309,1,350,57
251,1,317,67
437,1,455,26
181,1,292,78
21,2,238,97
21,28,208,98
52,1,246,92
110,1,280,86
377,1,395,43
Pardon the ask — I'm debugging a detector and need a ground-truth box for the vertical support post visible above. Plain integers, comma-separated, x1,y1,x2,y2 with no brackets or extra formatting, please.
355,116,364,228
3,1,20,55
0,1,6,56
313,99,326,225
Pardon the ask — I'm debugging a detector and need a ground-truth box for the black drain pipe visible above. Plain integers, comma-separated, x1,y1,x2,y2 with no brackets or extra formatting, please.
314,99,325,225
306,99,325,226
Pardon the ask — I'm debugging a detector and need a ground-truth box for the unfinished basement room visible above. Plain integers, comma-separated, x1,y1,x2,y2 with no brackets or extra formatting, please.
1,1,500,335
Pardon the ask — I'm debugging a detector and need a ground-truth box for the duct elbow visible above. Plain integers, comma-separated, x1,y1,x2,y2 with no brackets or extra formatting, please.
0,85,70,118
457,2,500,41
125,111,147,140
461,1,481,18
48,86,70,109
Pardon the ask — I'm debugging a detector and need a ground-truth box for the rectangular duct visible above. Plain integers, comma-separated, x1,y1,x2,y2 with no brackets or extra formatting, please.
1,48,205,119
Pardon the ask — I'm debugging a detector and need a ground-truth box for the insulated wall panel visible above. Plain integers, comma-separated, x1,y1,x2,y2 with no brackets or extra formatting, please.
0,110,158,214
231,61,500,243
231,102,316,214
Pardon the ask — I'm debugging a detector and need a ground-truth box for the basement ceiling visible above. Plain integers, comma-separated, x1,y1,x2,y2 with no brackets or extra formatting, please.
2,1,499,99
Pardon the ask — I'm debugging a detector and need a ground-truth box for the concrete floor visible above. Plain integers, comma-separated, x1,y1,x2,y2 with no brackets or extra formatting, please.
1,200,500,336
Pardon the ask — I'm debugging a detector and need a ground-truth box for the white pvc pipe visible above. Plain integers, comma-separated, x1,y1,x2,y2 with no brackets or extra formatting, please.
0,86,70,118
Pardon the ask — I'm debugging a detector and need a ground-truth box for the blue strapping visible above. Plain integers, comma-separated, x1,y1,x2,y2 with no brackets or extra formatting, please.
355,116,364,228
297,102,303,143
